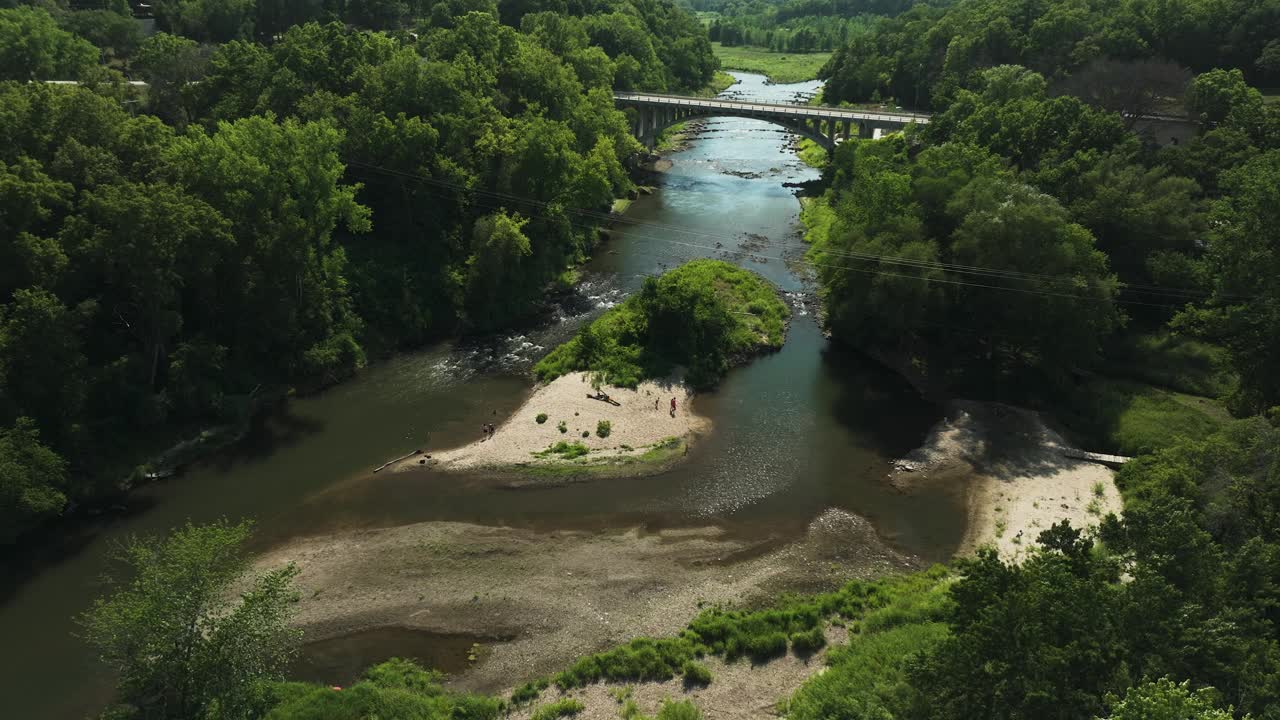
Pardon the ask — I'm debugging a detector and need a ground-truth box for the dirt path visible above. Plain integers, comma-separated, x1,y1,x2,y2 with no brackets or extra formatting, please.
253,509,917,695
888,400,1122,562
392,372,708,473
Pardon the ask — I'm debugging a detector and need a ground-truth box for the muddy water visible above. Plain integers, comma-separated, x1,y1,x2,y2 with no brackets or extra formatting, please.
0,72,962,720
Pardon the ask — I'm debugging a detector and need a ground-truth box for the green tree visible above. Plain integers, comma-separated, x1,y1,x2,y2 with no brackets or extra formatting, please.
133,32,207,125
1177,151,1280,413
79,520,302,720
0,417,68,544
0,5,98,80
161,115,371,383
1102,678,1244,720
59,8,143,60
1186,68,1266,133
0,288,90,449
152,0,255,43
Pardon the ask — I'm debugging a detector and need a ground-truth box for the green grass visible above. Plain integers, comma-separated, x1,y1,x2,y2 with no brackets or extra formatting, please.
533,441,590,460
552,567,952,690
796,138,828,169
516,437,686,480
530,698,585,720
263,658,503,719
1101,329,1236,398
711,43,831,83
1059,377,1227,456
783,572,953,719
511,677,550,704
799,196,837,247
656,700,703,720
534,260,789,389
784,621,949,719
692,70,739,98
680,659,713,686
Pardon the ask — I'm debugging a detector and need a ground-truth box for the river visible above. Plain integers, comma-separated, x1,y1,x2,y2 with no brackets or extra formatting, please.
0,72,963,719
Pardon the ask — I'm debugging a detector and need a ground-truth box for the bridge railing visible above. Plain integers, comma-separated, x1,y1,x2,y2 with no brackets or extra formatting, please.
612,92,931,125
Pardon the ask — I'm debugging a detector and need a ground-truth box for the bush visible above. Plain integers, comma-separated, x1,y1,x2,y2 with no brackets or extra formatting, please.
535,441,589,460
555,637,702,689
536,413,548,424
657,699,703,720
681,659,712,686
597,420,612,438
558,421,567,434
531,698,585,720
790,626,827,654
511,678,549,705
745,631,788,660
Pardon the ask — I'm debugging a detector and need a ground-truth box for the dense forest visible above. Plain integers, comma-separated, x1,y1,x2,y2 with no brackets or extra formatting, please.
792,0,1280,713
0,0,716,546
818,0,1280,109
702,0,945,53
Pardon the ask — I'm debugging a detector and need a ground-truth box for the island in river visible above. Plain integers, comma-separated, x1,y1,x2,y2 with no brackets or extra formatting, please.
392,371,708,476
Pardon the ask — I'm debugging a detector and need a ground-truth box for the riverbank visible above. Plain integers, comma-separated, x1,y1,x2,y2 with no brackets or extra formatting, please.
394,372,708,475
253,509,918,695
887,400,1122,562
711,43,831,84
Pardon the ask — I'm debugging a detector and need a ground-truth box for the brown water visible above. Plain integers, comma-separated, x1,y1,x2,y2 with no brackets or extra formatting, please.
290,629,494,686
0,73,963,719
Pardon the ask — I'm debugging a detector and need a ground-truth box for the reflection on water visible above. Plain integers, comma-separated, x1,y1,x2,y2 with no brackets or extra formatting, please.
290,629,493,686
0,72,963,720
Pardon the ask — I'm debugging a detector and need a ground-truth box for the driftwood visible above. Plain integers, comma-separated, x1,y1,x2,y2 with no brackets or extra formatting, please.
586,393,622,407
374,449,422,473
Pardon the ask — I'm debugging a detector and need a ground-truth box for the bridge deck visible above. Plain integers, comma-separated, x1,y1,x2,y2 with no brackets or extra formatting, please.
613,92,930,125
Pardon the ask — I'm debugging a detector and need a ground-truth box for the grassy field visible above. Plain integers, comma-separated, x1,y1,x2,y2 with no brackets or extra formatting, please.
712,43,831,83
693,70,739,97
1058,377,1229,456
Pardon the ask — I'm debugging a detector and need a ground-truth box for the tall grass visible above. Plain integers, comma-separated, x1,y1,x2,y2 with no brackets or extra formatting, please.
553,567,953,690
711,43,832,83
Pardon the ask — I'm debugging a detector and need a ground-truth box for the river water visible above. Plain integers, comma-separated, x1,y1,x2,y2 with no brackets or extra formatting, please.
0,73,963,719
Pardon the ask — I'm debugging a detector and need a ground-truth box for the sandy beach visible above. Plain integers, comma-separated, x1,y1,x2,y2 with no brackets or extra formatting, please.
395,372,709,472
889,400,1122,562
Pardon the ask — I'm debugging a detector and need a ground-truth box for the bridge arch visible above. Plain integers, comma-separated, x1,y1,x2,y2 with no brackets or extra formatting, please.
612,92,928,152
629,106,863,151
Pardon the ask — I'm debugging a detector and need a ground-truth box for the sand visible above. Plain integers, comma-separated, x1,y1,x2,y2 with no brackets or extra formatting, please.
888,400,1122,562
395,372,709,472
251,509,918,695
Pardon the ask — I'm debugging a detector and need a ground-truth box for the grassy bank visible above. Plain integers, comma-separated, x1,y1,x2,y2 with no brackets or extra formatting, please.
711,43,831,83
693,70,739,97
258,568,951,718
534,260,789,389
516,436,688,480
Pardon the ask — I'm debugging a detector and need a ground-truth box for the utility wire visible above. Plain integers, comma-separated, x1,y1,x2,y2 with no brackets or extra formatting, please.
344,161,1227,308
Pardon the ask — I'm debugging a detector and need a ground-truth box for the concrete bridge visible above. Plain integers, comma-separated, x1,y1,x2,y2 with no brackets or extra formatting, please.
613,92,931,150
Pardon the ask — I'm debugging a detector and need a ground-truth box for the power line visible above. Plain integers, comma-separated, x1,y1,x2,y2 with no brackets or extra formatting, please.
343,161,1224,309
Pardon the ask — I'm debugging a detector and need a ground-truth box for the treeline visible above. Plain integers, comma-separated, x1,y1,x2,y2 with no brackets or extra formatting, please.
0,0,716,545
819,0,1280,110
703,0,945,53
809,51,1280,417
